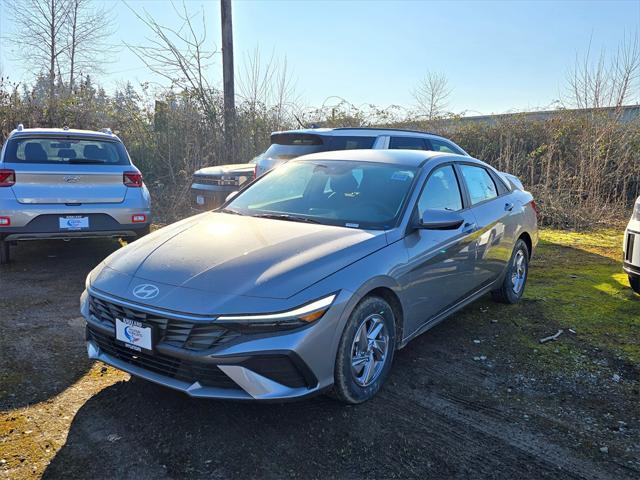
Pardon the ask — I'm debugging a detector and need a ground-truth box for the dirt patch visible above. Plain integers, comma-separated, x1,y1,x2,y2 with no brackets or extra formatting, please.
1,232,639,479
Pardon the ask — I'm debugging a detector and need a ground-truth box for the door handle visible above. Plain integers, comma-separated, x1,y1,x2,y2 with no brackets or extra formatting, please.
505,202,514,212
463,222,477,234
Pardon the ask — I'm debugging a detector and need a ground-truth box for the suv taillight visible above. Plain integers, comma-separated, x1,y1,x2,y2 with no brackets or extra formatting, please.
123,171,143,187
0,169,15,187
530,200,539,218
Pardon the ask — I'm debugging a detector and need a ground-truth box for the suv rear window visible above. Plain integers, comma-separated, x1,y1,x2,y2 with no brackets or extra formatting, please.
3,137,130,165
264,134,376,161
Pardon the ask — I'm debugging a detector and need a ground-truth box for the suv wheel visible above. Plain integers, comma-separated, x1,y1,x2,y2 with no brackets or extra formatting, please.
0,239,10,265
331,296,396,404
629,275,640,295
492,239,529,304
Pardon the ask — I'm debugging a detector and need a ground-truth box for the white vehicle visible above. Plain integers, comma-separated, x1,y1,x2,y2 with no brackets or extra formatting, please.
255,128,469,177
623,197,640,294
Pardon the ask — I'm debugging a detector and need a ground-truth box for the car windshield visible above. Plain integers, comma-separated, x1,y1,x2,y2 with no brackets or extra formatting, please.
226,160,417,230
3,137,130,165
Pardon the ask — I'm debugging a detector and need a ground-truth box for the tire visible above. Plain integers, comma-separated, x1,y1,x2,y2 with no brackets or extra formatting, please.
137,225,151,238
630,275,640,295
0,239,10,265
331,296,396,404
491,239,529,304
127,225,151,243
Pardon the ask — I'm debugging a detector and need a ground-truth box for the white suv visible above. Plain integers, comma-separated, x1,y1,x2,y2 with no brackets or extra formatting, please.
255,128,469,177
623,197,640,294
0,126,151,264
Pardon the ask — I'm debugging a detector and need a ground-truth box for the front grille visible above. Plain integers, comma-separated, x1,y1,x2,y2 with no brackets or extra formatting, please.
88,327,239,389
193,175,240,186
89,296,241,350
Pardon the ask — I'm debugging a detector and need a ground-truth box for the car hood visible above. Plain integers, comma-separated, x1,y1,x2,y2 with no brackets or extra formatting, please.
195,163,254,176
98,212,387,300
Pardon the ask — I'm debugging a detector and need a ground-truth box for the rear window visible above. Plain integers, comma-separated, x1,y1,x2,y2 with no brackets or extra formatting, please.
3,137,130,165
264,133,376,161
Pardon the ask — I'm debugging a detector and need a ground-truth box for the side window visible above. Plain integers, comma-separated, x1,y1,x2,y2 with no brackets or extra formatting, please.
328,136,376,150
417,165,463,216
389,136,428,150
430,138,465,155
459,164,498,205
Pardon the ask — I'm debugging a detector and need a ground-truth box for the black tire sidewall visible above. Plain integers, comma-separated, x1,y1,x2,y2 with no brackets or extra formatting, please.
334,296,396,404
504,240,529,303
630,275,640,294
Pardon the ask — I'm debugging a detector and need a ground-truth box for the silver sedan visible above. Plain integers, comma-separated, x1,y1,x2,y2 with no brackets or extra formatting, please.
81,149,538,403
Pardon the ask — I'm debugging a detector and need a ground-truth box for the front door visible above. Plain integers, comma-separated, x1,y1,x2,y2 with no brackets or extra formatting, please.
401,164,479,335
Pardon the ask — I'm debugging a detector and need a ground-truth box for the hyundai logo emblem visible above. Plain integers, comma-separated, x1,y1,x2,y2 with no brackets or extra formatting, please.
63,175,81,183
133,284,160,299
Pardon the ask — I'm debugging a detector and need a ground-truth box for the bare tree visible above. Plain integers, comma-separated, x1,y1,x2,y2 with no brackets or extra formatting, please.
412,71,452,120
6,0,70,116
565,33,640,110
124,1,220,125
65,0,115,92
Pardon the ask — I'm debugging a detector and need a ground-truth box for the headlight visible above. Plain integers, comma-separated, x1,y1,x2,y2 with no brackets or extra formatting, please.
216,294,336,330
633,200,640,221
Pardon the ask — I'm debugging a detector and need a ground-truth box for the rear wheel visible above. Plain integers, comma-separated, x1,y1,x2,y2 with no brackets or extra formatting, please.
629,275,640,295
492,239,529,304
0,239,10,265
331,296,396,404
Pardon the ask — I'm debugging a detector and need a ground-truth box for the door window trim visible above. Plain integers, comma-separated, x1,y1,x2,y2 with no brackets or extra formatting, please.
454,162,506,208
412,162,467,222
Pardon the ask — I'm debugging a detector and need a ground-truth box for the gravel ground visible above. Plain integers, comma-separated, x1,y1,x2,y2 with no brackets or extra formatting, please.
0,235,639,480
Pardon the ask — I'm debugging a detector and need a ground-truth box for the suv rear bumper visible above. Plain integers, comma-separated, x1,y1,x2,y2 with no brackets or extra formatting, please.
0,195,151,240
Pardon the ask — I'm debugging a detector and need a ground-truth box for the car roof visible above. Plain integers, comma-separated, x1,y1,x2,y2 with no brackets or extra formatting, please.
291,148,467,167
8,127,121,141
271,127,447,139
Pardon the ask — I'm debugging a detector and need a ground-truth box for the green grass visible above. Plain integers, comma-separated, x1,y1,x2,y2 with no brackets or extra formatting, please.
515,228,640,369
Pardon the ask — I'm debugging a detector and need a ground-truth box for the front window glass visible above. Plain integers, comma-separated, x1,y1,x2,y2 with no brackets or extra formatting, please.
459,164,498,205
226,160,417,230
4,137,130,165
418,165,463,215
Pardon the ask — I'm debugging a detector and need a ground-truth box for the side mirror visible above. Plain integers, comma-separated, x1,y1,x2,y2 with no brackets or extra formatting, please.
417,209,464,230
225,191,239,202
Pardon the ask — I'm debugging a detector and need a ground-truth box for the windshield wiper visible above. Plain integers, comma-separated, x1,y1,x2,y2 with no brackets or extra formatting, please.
252,213,322,224
220,207,244,215
68,158,107,164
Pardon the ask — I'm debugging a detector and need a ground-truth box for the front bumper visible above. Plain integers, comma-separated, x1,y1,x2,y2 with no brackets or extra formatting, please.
191,183,238,211
81,288,348,401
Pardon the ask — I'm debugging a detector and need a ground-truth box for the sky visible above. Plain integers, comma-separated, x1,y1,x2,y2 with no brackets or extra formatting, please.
1,0,639,115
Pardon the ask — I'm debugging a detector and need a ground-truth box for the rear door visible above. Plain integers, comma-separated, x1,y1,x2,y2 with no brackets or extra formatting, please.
456,163,515,286
3,136,131,204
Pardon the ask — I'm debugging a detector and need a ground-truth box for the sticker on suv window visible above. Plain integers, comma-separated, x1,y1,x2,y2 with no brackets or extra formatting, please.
391,171,414,181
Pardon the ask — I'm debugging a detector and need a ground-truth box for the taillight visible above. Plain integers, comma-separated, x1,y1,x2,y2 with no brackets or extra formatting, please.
0,217,10,226
132,214,146,223
123,171,143,187
530,200,539,218
0,169,15,187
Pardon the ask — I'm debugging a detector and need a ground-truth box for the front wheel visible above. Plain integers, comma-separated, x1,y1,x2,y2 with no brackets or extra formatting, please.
629,275,640,295
492,239,529,304
331,296,396,404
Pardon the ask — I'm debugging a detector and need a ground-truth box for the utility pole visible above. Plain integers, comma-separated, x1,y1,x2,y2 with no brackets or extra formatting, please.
220,0,235,162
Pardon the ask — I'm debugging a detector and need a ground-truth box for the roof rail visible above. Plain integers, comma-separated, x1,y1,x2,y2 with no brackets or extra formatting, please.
99,128,113,135
332,126,442,137
16,123,24,131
